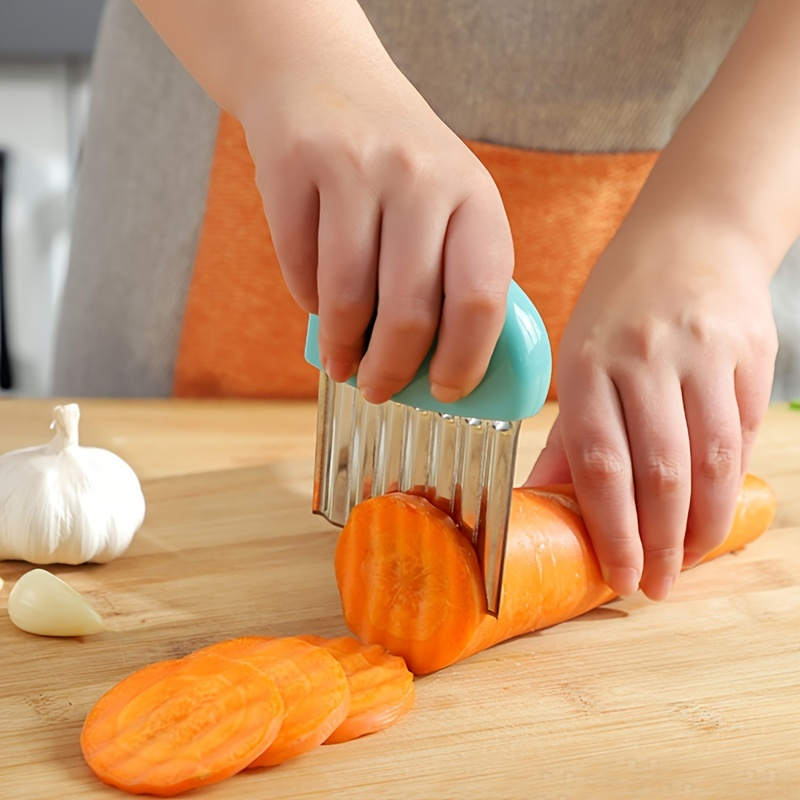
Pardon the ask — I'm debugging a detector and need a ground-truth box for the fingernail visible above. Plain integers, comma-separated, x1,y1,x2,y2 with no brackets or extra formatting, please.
431,383,463,404
602,566,640,598
358,384,385,405
646,575,675,602
324,358,354,383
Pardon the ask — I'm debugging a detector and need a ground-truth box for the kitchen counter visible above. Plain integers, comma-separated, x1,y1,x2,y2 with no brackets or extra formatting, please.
0,398,798,799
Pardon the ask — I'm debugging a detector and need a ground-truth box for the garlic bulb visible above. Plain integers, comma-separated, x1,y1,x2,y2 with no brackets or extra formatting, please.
8,568,105,636
0,404,145,564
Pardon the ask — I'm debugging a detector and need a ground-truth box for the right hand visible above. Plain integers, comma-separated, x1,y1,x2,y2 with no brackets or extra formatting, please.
239,50,513,405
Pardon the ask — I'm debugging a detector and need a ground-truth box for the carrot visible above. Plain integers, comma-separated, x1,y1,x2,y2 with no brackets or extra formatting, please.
336,473,777,675
188,636,350,767
80,652,285,797
297,635,415,744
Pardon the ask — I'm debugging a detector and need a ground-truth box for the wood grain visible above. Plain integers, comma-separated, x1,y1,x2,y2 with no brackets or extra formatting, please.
0,399,798,800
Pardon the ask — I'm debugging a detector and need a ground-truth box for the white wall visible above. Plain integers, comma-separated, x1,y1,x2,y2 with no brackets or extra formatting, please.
0,61,90,396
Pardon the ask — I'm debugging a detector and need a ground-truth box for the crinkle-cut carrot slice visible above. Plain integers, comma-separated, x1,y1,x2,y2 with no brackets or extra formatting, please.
190,636,351,767
335,492,486,675
297,634,415,744
80,652,285,797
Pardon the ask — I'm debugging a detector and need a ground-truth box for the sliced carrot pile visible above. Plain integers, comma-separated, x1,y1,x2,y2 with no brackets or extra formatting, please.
81,635,413,795
336,473,778,675
80,652,285,797
297,634,415,744
188,636,350,767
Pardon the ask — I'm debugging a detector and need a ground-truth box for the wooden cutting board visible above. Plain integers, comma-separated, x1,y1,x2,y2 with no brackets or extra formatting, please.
0,401,798,800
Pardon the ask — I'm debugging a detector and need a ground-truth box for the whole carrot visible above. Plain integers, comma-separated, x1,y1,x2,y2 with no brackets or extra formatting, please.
335,474,777,675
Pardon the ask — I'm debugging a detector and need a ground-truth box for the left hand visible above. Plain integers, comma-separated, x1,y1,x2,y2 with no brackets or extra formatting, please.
527,214,778,601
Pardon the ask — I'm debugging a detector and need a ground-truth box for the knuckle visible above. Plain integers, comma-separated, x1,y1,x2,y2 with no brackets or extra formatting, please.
573,445,627,487
275,133,318,172
698,443,738,481
685,313,717,347
454,287,507,323
572,335,603,369
751,327,779,366
641,454,686,494
740,417,763,446
388,144,428,183
323,285,375,319
385,297,439,337
462,162,501,199
643,542,683,563
623,318,668,363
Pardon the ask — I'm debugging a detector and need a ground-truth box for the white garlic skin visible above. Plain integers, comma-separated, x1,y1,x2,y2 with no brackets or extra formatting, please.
0,404,145,565
8,568,105,636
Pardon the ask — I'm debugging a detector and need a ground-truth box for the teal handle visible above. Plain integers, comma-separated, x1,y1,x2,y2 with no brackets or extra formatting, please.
304,280,552,421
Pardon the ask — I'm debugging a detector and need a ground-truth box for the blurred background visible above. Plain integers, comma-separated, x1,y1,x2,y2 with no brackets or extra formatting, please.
0,0,104,396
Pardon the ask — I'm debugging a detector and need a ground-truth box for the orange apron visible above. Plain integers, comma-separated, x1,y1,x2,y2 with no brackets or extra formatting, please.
173,112,657,400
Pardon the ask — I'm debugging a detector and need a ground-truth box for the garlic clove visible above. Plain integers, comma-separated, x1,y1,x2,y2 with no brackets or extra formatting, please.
8,569,105,637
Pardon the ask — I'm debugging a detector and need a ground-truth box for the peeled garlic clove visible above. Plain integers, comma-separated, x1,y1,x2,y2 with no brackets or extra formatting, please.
8,569,105,636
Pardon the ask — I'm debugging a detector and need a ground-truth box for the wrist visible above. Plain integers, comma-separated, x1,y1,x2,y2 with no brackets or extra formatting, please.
599,202,776,295
621,165,788,282
134,0,391,120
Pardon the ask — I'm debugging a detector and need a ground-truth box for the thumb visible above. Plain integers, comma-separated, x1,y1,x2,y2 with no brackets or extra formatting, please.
525,413,572,487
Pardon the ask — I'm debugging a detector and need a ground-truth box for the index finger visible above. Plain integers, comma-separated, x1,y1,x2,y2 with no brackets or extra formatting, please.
558,367,642,597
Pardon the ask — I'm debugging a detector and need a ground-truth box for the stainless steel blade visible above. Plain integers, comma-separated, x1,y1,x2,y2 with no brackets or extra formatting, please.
312,372,520,615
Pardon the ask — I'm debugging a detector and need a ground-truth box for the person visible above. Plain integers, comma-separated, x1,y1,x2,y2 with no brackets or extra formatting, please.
54,0,800,603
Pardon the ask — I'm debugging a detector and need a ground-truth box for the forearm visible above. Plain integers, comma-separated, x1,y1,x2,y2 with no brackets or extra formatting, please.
625,0,800,272
132,0,392,117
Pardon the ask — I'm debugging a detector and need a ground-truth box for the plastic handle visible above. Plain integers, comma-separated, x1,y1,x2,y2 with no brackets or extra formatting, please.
304,280,552,421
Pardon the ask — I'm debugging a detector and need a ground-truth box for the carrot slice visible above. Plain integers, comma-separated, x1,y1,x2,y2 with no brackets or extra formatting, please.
80,652,285,797
297,635,415,744
189,636,350,767
335,491,487,677
336,473,778,675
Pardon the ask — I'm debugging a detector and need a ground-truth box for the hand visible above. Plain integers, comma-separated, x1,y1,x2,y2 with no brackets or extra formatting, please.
528,216,778,601
239,53,513,405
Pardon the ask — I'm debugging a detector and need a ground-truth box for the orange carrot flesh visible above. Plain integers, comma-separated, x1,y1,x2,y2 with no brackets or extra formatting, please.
336,474,777,675
80,653,285,797
335,492,487,677
189,636,350,767
297,635,415,744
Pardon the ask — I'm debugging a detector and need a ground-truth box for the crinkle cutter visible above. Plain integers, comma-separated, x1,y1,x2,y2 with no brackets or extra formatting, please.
305,280,551,615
